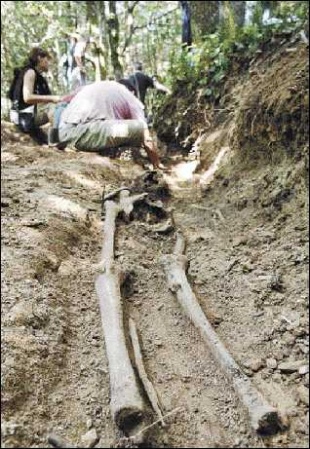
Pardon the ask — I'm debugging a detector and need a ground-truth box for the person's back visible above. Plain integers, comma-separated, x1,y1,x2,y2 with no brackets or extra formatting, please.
58,80,162,168
128,62,171,105
60,80,146,125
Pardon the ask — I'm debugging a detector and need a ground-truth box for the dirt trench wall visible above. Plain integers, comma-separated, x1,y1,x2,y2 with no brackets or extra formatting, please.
231,43,309,163
155,35,309,168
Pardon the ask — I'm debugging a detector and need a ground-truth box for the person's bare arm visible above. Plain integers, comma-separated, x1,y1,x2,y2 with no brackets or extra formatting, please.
74,42,87,71
23,69,60,105
153,79,171,95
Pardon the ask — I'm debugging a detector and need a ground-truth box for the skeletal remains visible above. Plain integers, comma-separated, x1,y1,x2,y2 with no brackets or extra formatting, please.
48,183,284,447
93,185,283,444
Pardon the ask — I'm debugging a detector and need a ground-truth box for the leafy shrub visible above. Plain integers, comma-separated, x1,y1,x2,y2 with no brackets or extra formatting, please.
167,0,308,103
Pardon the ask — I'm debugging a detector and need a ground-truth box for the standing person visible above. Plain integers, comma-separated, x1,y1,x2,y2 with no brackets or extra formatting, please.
179,1,192,48
70,34,89,89
128,62,171,105
57,80,164,169
59,33,78,89
65,33,78,88
9,47,60,144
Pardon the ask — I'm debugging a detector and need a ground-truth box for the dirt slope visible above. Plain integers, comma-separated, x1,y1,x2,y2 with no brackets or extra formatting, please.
1,35,309,449
1,122,308,449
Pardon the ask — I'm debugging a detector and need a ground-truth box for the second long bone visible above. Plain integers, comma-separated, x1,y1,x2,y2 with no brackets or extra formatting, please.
161,232,284,435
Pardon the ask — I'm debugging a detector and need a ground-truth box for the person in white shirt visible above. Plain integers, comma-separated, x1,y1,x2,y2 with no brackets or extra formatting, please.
57,80,164,169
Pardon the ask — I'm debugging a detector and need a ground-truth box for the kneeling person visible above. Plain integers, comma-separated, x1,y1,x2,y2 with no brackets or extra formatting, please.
58,80,161,168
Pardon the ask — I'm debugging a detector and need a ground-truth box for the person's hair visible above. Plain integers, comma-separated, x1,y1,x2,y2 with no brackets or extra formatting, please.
27,47,51,68
118,78,137,96
134,62,143,71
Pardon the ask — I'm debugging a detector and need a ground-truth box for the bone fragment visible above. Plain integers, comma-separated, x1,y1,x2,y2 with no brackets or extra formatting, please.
129,317,166,426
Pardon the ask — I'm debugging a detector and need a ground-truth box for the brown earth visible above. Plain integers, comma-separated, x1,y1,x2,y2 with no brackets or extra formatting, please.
1,36,309,449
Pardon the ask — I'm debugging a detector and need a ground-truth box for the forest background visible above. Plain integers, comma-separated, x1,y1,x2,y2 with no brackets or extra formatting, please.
1,1,308,122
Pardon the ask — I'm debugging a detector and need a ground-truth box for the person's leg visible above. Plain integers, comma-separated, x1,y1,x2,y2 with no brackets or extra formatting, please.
18,112,48,145
48,103,69,146
35,104,51,127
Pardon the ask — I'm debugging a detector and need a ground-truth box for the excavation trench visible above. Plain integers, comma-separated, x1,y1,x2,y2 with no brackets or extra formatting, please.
2,132,308,449
92,151,285,447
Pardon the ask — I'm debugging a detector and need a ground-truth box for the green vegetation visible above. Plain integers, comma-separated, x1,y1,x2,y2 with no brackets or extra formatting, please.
1,1,308,115
166,0,308,103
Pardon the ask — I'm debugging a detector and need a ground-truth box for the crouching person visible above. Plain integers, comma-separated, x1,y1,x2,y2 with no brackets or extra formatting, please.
57,80,162,169
9,47,61,144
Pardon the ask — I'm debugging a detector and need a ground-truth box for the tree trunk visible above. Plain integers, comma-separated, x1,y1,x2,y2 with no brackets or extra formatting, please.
107,1,123,79
230,1,246,27
191,1,220,37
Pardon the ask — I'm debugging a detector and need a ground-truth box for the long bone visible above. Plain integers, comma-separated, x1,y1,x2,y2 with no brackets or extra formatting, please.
95,189,147,432
161,232,283,435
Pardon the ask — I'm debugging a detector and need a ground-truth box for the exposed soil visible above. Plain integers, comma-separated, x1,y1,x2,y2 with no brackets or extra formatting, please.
1,36,309,449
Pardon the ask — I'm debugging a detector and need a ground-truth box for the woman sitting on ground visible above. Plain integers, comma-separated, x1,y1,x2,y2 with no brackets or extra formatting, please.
10,47,61,144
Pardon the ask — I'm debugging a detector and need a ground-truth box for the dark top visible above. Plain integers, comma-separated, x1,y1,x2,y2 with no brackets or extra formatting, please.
10,66,51,111
128,71,154,104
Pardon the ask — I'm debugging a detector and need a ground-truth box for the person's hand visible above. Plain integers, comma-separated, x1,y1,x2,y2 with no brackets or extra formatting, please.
52,95,61,103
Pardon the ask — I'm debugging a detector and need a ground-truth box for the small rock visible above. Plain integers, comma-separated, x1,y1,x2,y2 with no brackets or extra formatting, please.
8,302,34,326
266,358,278,370
268,273,284,292
272,373,282,383
80,428,99,448
278,360,308,373
243,358,265,372
283,332,296,346
299,365,309,375
86,419,93,430
153,219,174,234
297,386,309,406
232,236,247,247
